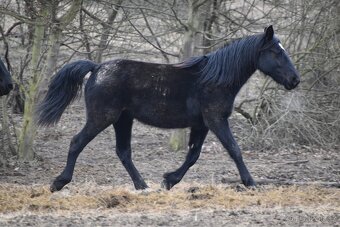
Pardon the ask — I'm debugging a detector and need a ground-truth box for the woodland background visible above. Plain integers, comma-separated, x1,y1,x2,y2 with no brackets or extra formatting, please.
0,1,339,225
0,0,339,167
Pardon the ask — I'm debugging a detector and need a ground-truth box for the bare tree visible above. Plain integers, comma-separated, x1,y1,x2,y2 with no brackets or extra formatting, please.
1,0,82,160
169,0,209,151
0,0,339,166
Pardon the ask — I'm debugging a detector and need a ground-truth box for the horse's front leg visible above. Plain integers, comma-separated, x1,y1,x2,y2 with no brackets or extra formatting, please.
205,117,256,187
162,125,208,190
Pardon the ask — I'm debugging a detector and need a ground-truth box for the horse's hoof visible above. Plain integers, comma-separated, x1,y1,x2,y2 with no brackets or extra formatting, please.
162,172,180,190
161,180,172,190
50,177,71,193
50,183,60,193
243,178,256,188
50,180,67,192
134,183,148,190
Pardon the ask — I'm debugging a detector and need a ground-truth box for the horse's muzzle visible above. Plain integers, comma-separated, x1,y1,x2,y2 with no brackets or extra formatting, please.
0,83,13,96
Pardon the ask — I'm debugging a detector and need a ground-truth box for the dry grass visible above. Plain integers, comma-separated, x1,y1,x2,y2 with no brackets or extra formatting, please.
0,182,339,214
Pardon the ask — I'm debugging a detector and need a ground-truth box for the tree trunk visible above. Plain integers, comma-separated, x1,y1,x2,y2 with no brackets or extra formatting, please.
169,0,205,151
18,0,82,160
96,0,123,63
0,97,16,168
37,26,62,100
39,0,82,98
17,14,46,160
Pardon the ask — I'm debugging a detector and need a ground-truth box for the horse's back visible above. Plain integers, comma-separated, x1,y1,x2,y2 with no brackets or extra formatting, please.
85,59,203,128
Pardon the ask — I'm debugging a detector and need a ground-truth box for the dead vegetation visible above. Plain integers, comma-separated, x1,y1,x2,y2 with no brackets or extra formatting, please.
0,182,339,214
0,1,339,225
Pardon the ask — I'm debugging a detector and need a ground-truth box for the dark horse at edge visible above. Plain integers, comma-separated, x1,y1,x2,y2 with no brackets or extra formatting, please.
37,26,300,192
0,56,13,96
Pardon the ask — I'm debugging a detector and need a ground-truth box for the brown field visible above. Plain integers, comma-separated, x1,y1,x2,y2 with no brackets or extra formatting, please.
1,183,338,213
0,183,339,226
1,102,339,226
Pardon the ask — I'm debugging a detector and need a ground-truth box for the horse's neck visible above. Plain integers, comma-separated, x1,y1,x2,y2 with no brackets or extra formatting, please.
229,61,257,96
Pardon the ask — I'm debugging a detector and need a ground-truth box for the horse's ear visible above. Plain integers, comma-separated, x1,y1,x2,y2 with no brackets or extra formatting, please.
264,25,274,41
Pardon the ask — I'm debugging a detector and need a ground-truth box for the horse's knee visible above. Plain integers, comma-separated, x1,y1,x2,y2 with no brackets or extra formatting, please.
186,142,202,164
230,151,242,161
116,149,131,164
70,134,81,147
226,146,243,161
69,134,87,155
187,152,200,167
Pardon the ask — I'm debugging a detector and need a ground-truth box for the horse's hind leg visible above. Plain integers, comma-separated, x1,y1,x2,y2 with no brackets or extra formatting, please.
50,118,114,192
114,112,148,190
163,125,208,190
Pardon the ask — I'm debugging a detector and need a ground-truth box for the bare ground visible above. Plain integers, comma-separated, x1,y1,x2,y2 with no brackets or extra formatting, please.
0,102,339,226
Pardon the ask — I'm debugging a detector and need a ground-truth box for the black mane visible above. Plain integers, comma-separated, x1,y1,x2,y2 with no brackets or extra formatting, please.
176,34,264,86
0,57,9,76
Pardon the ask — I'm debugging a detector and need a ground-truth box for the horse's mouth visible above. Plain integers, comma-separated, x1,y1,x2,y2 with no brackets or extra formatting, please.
284,82,299,90
0,88,10,96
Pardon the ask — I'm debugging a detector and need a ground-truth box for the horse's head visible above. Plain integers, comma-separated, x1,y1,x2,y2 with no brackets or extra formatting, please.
257,25,300,90
0,57,13,96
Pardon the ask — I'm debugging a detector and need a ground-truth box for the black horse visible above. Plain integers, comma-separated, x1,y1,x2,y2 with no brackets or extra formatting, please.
37,25,300,192
0,57,13,96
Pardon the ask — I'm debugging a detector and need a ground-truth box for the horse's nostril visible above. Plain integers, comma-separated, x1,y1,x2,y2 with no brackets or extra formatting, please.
292,76,300,86
296,80,300,86
8,84,13,90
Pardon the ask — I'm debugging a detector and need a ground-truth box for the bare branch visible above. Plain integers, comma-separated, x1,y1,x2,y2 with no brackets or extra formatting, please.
121,7,179,58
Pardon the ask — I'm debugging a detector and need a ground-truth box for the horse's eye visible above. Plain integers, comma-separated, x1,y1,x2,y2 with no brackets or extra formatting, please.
271,46,284,56
269,49,281,55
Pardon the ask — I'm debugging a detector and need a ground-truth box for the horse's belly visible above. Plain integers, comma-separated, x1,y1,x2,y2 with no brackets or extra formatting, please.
131,103,190,128
128,96,203,129
135,116,189,129
127,88,201,128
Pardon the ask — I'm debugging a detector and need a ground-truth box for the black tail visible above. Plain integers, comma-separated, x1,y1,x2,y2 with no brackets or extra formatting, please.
37,60,98,126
